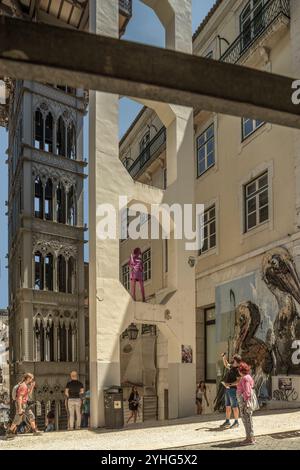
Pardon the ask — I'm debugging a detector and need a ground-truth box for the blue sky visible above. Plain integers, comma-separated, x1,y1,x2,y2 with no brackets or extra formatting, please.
0,0,216,308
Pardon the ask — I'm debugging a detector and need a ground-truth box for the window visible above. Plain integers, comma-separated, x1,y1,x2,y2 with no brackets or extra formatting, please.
34,252,44,290
67,186,76,226
67,257,76,294
139,131,150,152
45,253,53,291
205,307,216,382
199,206,216,254
56,116,66,156
56,183,66,224
45,179,53,221
197,124,215,177
244,172,269,232
242,118,264,140
45,113,53,152
67,122,76,159
34,109,44,149
34,177,43,219
122,263,130,291
142,248,151,281
58,255,67,293
120,208,129,241
240,0,265,50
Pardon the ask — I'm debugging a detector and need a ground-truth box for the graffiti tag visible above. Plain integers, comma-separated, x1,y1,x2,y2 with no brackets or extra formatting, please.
273,388,298,401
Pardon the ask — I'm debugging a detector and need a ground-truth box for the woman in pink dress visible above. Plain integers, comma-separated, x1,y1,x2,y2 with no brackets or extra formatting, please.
129,247,145,302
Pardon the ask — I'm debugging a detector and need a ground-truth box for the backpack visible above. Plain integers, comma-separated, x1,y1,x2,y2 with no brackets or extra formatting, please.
11,383,21,401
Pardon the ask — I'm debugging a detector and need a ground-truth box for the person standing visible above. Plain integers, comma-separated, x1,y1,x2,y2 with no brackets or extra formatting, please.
129,248,146,302
65,371,84,430
6,373,40,438
237,362,256,446
127,387,140,424
220,353,241,429
196,382,209,415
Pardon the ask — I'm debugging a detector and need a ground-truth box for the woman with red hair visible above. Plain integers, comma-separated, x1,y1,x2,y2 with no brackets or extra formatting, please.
237,362,256,446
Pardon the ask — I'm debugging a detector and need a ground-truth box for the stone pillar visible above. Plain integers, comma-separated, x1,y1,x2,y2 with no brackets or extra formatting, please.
88,0,195,426
291,1,300,228
89,0,120,428
141,0,195,419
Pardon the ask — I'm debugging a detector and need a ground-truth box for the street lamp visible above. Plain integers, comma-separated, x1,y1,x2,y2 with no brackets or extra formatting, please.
127,323,139,341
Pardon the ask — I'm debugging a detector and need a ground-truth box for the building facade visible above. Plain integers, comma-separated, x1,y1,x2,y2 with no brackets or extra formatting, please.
7,79,87,429
0,0,132,430
119,0,300,415
0,309,9,403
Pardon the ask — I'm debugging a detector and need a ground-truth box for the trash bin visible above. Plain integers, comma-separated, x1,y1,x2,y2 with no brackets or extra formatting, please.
104,386,124,429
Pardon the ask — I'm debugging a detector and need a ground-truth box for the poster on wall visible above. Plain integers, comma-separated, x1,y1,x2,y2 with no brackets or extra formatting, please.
181,345,192,363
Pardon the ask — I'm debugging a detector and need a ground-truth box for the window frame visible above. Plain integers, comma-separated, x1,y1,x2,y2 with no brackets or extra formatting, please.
204,306,216,384
244,171,269,233
122,262,130,291
196,123,215,178
241,117,265,141
142,248,151,282
199,205,217,255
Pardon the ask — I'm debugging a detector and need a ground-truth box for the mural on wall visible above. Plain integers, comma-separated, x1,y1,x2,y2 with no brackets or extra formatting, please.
214,246,300,410
262,247,300,375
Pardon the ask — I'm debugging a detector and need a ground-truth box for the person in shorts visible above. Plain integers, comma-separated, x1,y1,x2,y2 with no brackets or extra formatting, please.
220,353,241,429
7,373,39,438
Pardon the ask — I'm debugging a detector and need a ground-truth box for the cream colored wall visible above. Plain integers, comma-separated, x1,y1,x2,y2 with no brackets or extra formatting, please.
118,0,296,416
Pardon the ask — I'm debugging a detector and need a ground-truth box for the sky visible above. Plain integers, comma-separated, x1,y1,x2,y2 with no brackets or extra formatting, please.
0,0,216,308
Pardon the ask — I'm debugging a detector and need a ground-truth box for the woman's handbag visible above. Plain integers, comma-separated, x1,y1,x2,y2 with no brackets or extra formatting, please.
247,389,260,412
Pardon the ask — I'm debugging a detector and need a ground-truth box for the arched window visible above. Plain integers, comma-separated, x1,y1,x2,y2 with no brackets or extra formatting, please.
58,323,67,361
56,116,66,156
45,179,53,221
56,183,66,223
34,108,44,149
34,252,44,290
58,255,66,293
67,257,76,294
45,113,53,152
67,186,76,226
34,177,43,219
67,122,76,159
45,319,54,362
45,253,53,291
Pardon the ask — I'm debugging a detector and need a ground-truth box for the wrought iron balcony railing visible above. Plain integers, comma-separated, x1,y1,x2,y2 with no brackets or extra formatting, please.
128,127,166,178
220,0,290,64
119,0,132,17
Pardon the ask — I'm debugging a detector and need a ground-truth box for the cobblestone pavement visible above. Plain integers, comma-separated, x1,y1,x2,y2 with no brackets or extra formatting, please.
1,410,300,450
172,431,300,450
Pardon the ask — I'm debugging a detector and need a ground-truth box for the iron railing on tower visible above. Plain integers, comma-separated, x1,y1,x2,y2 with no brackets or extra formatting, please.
220,0,290,64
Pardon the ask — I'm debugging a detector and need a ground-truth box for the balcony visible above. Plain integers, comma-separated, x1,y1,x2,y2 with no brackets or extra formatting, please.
119,0,133,36
128,127,166,179
220,0,290,64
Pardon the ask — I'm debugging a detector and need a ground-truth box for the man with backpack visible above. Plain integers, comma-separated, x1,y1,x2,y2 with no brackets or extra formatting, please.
6,372,40,438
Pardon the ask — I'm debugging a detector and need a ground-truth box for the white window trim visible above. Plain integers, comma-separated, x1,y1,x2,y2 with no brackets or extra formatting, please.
238,122,272,154
195,114,218,180
239,160,274,242
197,197,219,259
